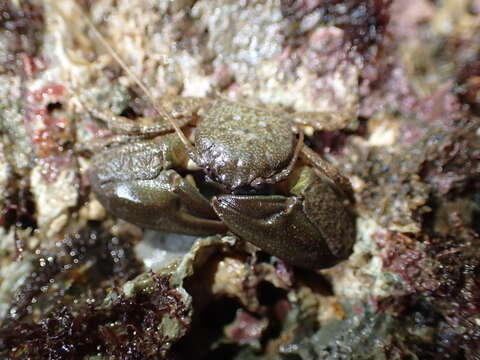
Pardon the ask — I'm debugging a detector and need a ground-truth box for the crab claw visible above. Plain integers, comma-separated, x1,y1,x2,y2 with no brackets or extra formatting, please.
90,136,227,236
212,167,356,270
92,168,227,236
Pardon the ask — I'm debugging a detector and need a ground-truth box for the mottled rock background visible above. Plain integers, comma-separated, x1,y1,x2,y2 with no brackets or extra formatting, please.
0,0,479,359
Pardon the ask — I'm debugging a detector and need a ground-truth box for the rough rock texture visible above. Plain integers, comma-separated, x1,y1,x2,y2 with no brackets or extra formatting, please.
0,0,479,359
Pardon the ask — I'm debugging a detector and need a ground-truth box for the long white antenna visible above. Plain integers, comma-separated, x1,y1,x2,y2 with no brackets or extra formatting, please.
83,12,194,152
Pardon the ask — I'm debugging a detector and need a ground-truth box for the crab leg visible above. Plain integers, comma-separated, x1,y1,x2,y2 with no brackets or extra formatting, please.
80,96,207,135
300,146,354,203
85,106,190,135
83,12,205,164
290,111,354,132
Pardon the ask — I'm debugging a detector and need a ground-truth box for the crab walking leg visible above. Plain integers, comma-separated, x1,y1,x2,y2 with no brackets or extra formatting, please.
290,111,354,132
212,167,356,269
85,107,189,135
76,134,145,155
82,11,207,167
288,108,355,201
80,96,208,135
301,146,354,203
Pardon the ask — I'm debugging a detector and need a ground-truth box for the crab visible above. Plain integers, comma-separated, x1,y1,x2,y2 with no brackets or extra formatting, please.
80,11,356,271
85,93,356,270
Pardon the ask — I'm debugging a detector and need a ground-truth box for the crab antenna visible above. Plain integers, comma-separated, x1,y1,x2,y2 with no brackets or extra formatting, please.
83,13,193,151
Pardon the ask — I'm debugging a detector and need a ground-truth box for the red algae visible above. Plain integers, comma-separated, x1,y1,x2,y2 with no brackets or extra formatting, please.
0,0,479,359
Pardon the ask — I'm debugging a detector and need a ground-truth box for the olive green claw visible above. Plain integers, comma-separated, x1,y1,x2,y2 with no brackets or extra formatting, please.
93,169,226,235
212,167,356,269
90,137,226,236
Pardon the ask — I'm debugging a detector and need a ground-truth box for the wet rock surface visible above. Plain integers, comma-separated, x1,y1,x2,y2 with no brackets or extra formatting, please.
0,0,479,359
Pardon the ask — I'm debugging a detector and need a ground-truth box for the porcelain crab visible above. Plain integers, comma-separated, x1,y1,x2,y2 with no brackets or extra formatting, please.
78,6,356,270
86,93,356,270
